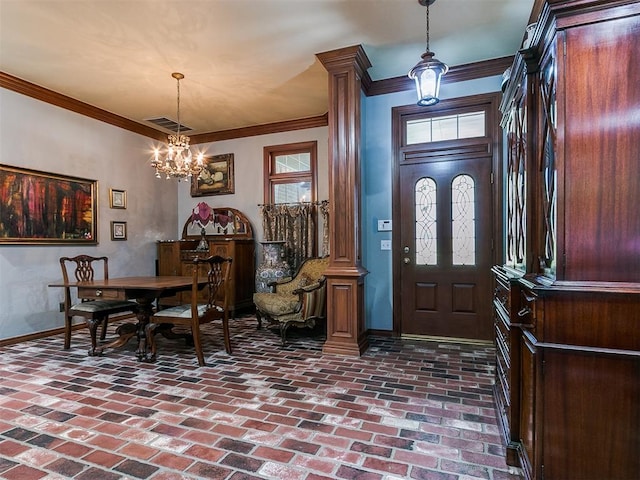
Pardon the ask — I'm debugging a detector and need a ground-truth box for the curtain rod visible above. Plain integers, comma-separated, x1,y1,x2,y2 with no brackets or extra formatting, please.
258,200,328,207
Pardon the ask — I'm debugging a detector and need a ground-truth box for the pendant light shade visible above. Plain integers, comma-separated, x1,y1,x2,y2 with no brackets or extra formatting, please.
408,0,448,106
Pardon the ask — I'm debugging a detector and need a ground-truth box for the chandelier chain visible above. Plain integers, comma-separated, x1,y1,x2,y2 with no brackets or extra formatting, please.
176,76,181,136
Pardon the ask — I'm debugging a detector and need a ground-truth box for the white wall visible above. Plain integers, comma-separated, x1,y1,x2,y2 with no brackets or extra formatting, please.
0,89,178,340
175,128,329,264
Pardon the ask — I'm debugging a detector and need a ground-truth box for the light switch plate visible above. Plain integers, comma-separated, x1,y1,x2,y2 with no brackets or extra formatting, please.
377,220,392,231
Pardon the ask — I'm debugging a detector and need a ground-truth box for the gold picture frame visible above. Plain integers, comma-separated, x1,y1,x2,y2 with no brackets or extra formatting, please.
109,188,126,209
191,153,234,197
110,221,127,240
0,164,97,244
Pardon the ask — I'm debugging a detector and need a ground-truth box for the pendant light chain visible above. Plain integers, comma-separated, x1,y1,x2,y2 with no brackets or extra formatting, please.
426,2,430,51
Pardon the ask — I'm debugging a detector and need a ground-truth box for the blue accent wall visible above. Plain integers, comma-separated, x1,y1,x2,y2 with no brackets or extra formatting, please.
361,76,503,331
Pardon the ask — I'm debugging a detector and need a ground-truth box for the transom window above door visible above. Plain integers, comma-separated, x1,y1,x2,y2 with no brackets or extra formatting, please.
406,111,485,145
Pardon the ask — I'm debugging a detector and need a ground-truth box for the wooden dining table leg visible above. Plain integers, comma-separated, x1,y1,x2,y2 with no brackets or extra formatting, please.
142,322,195,363
97,322,137,354
133,298,155,360
97,297,155,359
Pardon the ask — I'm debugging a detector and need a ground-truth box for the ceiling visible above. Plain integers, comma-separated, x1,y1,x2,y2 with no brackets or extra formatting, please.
0,0,534,137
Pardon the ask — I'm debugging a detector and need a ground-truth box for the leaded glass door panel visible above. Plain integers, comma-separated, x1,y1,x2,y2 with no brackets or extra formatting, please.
399,156,493,340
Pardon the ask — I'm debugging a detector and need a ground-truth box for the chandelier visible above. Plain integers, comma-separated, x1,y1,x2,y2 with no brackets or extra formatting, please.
408,0,449,106
150,72,204,180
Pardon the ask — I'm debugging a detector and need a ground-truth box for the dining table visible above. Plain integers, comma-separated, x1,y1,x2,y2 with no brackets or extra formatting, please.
49,275,201,361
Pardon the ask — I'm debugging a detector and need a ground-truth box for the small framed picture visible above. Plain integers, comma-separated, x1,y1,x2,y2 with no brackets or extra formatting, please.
191,153,235,197
109,189,126,209
111,221,127,241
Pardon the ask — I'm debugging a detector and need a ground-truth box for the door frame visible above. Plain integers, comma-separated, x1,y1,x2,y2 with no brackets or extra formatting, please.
391,92,504,336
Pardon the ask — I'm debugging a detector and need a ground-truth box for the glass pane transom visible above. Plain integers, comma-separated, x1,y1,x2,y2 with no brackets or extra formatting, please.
407,111,485,145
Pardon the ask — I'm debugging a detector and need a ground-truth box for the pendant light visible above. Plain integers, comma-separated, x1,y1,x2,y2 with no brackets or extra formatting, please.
408,0,449,106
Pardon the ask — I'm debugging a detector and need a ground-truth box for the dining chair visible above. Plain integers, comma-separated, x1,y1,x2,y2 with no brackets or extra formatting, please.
146,255,233,366
59,255,137,355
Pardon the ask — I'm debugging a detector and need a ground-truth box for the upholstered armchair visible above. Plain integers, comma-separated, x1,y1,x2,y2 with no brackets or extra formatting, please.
253,256,329,346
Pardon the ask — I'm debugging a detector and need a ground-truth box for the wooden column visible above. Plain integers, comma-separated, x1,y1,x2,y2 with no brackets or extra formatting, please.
316,45,370,356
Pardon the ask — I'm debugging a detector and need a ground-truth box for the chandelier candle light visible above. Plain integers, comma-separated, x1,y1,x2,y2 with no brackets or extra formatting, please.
408,0,449,106
150,72,204,180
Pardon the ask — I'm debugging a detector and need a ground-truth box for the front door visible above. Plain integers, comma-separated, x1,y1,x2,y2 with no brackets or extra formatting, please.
399,153,494,341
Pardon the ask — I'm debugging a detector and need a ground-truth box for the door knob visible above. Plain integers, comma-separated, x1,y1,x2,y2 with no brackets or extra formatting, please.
404,257,410,264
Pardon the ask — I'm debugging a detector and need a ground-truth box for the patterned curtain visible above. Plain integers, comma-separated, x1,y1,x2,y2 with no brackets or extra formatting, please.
260,201,329,271
319,200,330,257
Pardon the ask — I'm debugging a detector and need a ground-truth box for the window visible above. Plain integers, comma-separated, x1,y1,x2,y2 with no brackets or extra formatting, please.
406,111,485,145
264,141,317,204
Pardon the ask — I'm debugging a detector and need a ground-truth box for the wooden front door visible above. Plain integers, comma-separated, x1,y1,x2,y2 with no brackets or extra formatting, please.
399,154,494,340
392,93,501,341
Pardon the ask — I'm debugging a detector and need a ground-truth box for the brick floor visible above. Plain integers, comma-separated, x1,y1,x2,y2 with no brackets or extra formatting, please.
0,315,522,479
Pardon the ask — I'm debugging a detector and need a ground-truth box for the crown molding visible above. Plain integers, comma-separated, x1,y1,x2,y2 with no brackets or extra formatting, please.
190,113,329,144
363,55,514,97
1,71,328,143
3,56,512,143
0,71,166,141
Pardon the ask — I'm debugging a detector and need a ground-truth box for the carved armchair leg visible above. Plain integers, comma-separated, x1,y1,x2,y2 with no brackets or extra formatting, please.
280,321,292,347
256,310,262,330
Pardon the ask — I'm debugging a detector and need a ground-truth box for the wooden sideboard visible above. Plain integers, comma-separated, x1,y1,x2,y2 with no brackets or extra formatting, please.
157,206,255,316
495,1,640,479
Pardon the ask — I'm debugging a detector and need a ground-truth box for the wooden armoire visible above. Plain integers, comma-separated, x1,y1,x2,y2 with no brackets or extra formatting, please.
493,1,640,479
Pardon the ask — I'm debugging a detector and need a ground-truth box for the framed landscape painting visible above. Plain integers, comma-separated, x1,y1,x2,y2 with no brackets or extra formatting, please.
191,153,234,197
0,164,98,244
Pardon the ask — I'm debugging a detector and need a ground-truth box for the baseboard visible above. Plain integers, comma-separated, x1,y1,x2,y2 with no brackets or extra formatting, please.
0,313,136,347
367,328,394,337
401,333,493,346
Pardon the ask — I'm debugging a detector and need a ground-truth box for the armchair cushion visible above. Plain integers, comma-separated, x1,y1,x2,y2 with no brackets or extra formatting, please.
253,293,300,316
